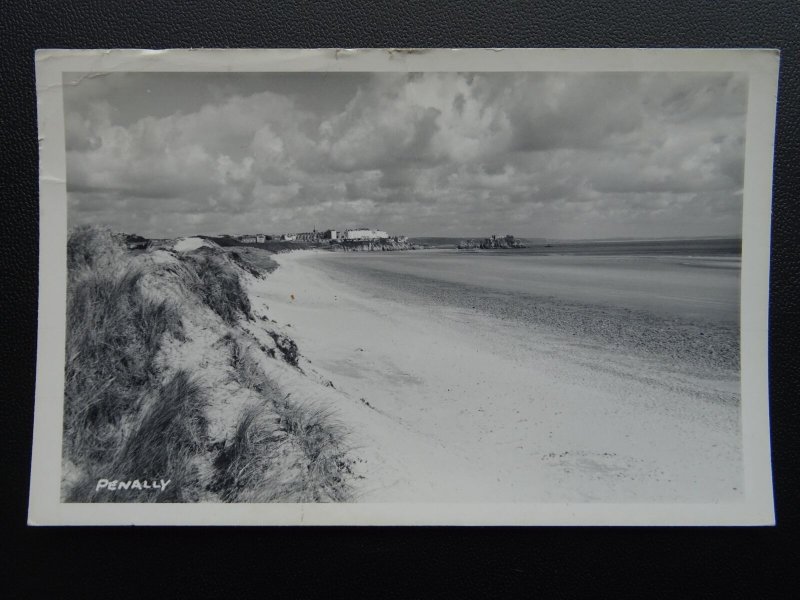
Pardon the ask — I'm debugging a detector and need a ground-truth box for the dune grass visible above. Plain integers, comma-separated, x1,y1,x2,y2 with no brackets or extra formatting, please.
178,252,253,325
209,404,281,501
225,248,279,278
64,230,184,469
68,370,208,502
267,331,300,367
67,224,125,272
221,332,267,392
107,369,207,502
63,225,351,503
211,335,352,502
64,226,202,501
211,396,351,502
271,394,352,502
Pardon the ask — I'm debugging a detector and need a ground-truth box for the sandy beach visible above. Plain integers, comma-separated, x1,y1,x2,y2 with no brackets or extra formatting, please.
249,250,742,502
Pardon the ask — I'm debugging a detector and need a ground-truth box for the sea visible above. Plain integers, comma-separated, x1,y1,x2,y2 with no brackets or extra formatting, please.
410,236,741,257
309,237,742,375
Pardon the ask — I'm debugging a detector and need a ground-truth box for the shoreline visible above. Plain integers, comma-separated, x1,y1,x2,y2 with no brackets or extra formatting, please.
309,249,741,379
249,250,742,502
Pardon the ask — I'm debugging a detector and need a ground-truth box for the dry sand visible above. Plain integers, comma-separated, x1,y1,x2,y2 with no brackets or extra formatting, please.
249,250,742,502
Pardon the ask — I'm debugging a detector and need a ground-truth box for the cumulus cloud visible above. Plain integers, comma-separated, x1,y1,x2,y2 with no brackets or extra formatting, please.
65,71,747,238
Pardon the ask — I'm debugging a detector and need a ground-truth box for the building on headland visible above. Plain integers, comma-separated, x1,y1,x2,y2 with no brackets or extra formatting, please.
238,234,271,243
293,229,338,242
268,227,403,246
343,228,389,241
295,230,320,242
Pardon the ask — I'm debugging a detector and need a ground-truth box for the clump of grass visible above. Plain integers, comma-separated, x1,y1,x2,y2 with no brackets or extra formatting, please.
179,252,252,324
225,248,279,277
211,335,352,502
211,395,351,503
273,394,351,502
65,266,183,466
112,370,206,502
221,333,267,391
66,225,125,273
267,331,300,367
70,370,208,503
227,251,263,278
209,404,282,501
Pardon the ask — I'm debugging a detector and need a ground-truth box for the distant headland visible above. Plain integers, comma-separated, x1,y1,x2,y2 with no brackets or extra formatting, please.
199,227,419,252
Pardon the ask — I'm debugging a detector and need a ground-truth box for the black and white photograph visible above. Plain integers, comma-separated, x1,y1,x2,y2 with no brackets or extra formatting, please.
29,49,777,524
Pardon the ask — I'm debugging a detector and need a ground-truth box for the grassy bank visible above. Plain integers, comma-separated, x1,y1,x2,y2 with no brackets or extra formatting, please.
62,226,351,503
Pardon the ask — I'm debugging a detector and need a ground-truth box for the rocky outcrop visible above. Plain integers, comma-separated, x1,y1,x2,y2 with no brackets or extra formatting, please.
458,235,526,250
332,239,417,252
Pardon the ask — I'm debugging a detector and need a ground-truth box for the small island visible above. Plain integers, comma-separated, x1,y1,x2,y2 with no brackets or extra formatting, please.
457,234,526,250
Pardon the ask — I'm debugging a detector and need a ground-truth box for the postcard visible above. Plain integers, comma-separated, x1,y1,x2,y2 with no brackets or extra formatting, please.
29,48,778,525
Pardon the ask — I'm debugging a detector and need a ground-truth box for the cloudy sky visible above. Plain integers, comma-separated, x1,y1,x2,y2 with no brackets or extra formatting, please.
64,70,747,239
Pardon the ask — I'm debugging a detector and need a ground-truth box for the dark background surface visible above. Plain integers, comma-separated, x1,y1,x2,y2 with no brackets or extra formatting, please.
2,1,798,596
